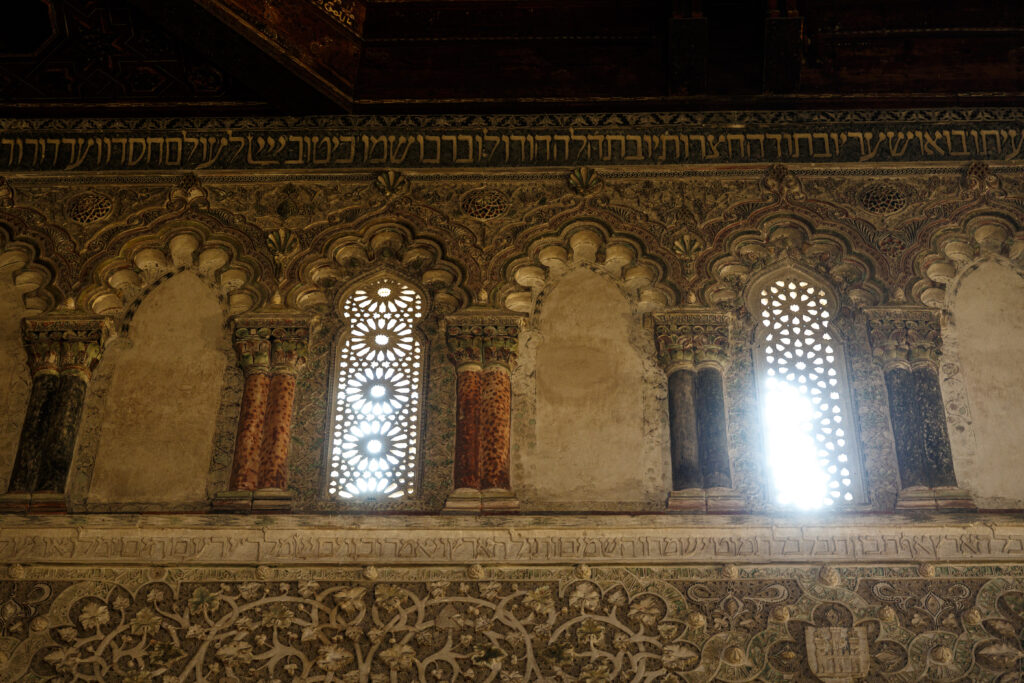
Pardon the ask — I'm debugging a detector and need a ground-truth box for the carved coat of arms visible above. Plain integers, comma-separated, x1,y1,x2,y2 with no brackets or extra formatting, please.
805,626,870,681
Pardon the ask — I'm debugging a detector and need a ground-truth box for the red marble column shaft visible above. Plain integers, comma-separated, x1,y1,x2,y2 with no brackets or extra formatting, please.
229,371,271,490
454,369,482,489
479,368,512,489
257,372,297,489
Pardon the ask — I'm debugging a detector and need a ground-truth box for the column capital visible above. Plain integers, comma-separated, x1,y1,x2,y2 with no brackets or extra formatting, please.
233,312,312,375
867,309,941,371
446,313,522,371
653,312,730,373
22,315,113,381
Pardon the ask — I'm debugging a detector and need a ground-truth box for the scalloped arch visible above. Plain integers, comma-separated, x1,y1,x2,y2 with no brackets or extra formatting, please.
0,221,64,314
699,211,885,310
909,210,1024,308
77,212,273,319
286,217,472,315
495,216,679,314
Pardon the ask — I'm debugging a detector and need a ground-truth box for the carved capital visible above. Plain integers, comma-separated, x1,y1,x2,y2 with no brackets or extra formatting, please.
446,314,522,371
653,312,730,373
22,315,112,381
233,314,311,375
867,309,941,370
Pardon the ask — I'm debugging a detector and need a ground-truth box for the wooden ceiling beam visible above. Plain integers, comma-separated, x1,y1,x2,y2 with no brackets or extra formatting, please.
193,0,367,110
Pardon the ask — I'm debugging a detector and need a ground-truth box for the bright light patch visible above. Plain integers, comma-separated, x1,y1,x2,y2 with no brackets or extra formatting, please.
330,278,424,499
758,278,856,509
762,377,831,509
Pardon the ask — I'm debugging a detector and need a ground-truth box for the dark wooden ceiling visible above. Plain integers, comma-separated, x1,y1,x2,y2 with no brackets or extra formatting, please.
1,0,1022,115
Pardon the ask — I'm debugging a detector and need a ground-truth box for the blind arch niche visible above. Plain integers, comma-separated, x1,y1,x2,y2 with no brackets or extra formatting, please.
327,274,427,500
747,267,865,509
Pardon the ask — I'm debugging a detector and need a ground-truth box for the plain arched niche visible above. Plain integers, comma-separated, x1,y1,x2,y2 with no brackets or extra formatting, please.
0,275,30,489
88,272,227,505
951,261,1024,507
517,267,666,506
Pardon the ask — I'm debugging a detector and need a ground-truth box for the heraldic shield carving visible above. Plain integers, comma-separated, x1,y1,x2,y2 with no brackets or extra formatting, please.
805,626,871,681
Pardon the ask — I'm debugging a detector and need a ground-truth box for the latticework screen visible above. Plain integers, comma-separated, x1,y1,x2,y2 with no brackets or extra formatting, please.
329,277,424,499
757,278,859,508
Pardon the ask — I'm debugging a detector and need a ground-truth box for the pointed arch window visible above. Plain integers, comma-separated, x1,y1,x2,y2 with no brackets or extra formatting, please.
328,276,425,499
753,274,864,509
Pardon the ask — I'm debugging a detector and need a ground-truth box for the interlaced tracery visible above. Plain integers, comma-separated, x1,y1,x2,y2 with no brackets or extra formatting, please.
758,278,857,508
330,277,424,499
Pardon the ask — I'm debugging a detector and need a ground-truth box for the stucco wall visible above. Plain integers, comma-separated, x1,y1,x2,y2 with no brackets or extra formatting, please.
0,275,29,490
950,260,1024,508
514,267,669,508
85,272,228,506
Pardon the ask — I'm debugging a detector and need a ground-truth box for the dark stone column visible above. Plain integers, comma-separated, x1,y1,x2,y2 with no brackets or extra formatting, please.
913,365,958,488
695,365,731,489
882,366,925,489
4,315,111,507
656,313,741,512
8,373,60,492
868,310,973,510
666,368,700,490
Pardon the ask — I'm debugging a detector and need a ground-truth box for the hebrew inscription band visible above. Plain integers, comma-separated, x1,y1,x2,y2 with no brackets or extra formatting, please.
2,515,1024,565
1,109,1022,171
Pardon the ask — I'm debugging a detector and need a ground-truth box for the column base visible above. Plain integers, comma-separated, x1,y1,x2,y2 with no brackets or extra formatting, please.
895,486,976,511
481,488,520,513
0,492,66,514
212,488,294,513
443,488,482,513
667,488,745,513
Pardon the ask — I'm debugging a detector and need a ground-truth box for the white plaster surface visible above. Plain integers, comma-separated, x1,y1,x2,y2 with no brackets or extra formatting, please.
88,272,227,505
519,268,666,506
952,261,1024,508
0,275,28,489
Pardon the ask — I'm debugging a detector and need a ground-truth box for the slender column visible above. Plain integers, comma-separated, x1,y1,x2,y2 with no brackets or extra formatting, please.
447,322,484,491
256,325,308,490
666,369,700,489
479,323,518,491
6,315,110,500
218,316,309,512
228,327,271,491
695,365,731,488
868,310,972,509
444,314,521,512
453,370,482,489
655,313,740,512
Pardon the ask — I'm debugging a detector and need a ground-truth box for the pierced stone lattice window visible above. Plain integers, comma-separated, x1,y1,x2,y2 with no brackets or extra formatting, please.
756,278,863,508
329,277,425,499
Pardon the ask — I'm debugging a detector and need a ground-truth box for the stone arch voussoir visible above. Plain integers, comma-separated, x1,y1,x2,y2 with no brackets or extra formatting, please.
0,222,63,315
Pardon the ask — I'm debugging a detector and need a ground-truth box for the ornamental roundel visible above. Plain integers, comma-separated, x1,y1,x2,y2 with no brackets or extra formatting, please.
66,192,114,224
857,181,909,215
460,188,511,220
329,277,426,500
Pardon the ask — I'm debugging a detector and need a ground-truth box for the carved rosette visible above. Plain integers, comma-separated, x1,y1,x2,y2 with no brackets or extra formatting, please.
22,316,112,381
867,310,941,371
653,313,730,373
